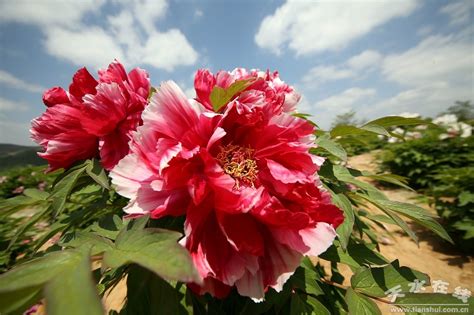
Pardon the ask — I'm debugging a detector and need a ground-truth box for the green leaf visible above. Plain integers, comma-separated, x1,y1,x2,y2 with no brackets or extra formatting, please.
8,207,49,251
0,195,47,218
0,250,103,315
333,165,387,200
124,214,149,231
44,251,103,315
363,173,413,191
331,193,354,250
350,260,429,298
90,214,124,240
291,262,325,297
315,133,348,161
360,124,391,137
330,124,389,138
210,78,254,111
61,231,114,255
364,213,397,226
330,125,370,138
290,292,331,315
148,86,157,100
120,265,187,315
345,288,381,315
85,158,110,189
320,241,388,269
356,193,419,244
0,286,42,315
363,116,429,128
33,220,69,252
0,252,72,292
459,191,474,206
23,188,49,200
330,116,428,139
49,162,89,216
374,199,453,244
103,228,200,283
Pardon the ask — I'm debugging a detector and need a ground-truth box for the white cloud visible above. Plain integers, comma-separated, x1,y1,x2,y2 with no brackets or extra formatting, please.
0,120,34,145
44,27,126,69
347,50,382,70
0,0,105,28
0,70,45,93
302,66,355,83
0,97,28,112
382,32,472,86
0,0,198,71
440,0,473,26
126,0,169,34
416,25,433,37
142,30,198,71
302,50,382,84
315,88,376,112
255,0,419,55
195,9,204,18
299,88,375,129
361,82,472,120
371,28,473,120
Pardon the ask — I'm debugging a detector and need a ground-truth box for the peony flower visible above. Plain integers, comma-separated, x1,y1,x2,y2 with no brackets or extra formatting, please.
31,60,150,171
111,73,343,300
432,114,472,140
432,114,458,125
194,68,301,114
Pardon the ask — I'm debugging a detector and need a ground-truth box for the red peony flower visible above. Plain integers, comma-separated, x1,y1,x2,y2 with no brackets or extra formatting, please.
194,68,301,114
31,60,150,171
110,70,343,300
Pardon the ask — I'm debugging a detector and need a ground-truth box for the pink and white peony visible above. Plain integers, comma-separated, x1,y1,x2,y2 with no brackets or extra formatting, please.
111,70,343,300
31,60,150,171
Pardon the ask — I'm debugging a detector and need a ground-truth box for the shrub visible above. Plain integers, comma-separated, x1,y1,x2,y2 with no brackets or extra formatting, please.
381,131,474,253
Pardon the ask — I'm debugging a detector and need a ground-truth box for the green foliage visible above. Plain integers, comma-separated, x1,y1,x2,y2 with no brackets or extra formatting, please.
0,165,55,199
350,260,429,298
327,115,429,155
0,250,103,315
345,288,381,315
381,132,474,252
121,265,189,315
0,115,465,314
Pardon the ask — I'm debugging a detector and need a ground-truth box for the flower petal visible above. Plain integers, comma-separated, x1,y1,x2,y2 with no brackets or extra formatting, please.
217,212,265,256
143,81,200,140
271,222,337,257
68,67,98,101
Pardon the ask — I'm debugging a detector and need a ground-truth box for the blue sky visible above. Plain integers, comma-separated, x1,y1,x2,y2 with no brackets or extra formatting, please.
0,0,472,145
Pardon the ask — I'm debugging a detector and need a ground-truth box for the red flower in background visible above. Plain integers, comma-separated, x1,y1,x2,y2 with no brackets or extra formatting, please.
110,69,343,300
194,68,301,115
31,60,150,171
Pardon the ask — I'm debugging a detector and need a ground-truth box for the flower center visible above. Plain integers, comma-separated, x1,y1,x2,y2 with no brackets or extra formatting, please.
216,144,258,188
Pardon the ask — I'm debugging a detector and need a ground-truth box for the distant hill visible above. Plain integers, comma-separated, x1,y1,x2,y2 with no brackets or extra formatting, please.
0,144,45,170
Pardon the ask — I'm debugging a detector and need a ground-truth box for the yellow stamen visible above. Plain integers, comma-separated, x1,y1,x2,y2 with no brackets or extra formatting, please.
216,144,258,189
